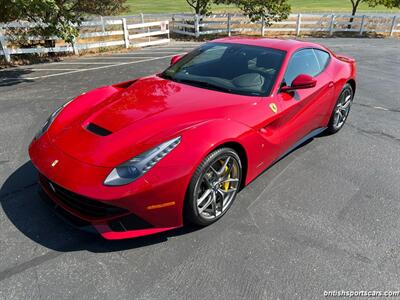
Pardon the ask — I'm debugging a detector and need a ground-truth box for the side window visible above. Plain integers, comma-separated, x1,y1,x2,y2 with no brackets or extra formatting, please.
313,49,330,71
283,49,320,86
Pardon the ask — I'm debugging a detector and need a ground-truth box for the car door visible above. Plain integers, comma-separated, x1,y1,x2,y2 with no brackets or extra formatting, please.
270,48,334,157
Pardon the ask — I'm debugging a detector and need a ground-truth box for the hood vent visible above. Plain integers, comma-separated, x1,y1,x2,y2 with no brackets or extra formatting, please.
86,123,112,136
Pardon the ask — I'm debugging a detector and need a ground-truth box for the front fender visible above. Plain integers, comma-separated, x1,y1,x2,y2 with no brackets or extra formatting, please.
176,118,267,187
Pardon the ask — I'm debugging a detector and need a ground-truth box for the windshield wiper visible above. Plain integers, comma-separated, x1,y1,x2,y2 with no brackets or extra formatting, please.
177,78,233,93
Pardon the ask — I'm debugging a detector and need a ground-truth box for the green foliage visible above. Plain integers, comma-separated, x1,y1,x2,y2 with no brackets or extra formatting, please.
0,0,126,43
218,0,291,23
365,0,400,8
185,0,213,15
186,0,290,24
349,0,400,15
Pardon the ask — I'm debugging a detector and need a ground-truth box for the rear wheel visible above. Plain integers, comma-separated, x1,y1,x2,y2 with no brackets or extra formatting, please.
326,83,353,134
185,148,242,226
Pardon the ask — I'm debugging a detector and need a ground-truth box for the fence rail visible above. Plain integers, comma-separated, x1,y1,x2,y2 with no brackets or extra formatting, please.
0,17,170,62
1,12,399,62
171,13,400,38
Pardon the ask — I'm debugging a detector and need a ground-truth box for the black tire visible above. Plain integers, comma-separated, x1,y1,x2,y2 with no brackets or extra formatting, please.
184,147,242,226
326,83,354,134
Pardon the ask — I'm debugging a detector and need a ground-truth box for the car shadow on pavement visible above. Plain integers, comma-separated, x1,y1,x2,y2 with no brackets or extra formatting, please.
0,161,199,253
0,69,34,87
0,132,323,253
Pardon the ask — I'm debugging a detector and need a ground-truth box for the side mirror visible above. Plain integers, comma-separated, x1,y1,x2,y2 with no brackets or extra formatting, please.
281,74,317,92
170,55,182,65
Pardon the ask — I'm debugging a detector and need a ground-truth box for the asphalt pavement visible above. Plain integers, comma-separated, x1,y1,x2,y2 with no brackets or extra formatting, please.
0,38,399,299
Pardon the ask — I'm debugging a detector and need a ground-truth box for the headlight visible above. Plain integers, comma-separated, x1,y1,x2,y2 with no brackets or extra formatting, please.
104,136,181,186
35,100,72,139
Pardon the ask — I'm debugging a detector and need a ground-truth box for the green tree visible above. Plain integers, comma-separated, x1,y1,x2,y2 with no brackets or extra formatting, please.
0,0,126,43
349,0,400,15
218,0,290,24
348,0,400,24
186,0,290,25
186,0,212,15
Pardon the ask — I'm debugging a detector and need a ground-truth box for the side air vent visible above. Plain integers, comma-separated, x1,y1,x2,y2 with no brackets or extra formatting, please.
86,123,112,136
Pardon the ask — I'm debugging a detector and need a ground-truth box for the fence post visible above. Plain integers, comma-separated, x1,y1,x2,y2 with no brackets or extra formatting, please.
389,15,397,37
100,16,106,33
122,18,129,48
261,16,265,37
141,13,151,42
296,13,302,36
359,15,366,36
329,14,336,36
0,28,11,63
227,13,231,36
194,14,200,38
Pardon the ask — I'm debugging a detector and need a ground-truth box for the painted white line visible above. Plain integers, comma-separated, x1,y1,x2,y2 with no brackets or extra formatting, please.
28,68,83,71
79,56,156,59
139,47,196,50
373,106,390,111
127,51,182,54
20,53,186,80
54,62,116,65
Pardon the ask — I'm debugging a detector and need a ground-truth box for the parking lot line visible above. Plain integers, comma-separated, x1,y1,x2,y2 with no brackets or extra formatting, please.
19,53,186,80
79,56,156,59
129,51,183,54
53,62,116,65
28,68,83,71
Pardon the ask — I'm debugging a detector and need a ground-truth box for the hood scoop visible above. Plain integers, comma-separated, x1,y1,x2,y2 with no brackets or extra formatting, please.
86,123,112,136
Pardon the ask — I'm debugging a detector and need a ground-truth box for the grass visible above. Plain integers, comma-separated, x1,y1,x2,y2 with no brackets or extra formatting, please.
125,0,400,14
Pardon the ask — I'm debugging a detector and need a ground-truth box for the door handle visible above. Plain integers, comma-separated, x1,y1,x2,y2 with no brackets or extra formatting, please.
328,82,334,88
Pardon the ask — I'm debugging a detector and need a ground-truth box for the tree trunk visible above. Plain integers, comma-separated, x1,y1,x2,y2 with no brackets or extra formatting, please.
348,1,359,29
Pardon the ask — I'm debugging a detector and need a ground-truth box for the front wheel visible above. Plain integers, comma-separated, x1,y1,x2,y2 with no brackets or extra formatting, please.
326,83,354,134
185,148,242,226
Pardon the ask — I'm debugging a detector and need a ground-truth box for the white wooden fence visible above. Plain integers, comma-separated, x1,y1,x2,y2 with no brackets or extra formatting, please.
1,12,399,62
0,16,170,62
172,13,400,38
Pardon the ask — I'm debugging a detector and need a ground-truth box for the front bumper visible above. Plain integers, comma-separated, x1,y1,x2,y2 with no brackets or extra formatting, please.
29,134,187,240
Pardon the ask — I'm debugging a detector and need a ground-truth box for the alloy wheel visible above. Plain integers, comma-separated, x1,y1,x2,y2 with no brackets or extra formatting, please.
194,155,240,220
333,88,353,129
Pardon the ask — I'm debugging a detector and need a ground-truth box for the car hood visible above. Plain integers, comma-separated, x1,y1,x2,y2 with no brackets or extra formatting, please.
48,75,258,167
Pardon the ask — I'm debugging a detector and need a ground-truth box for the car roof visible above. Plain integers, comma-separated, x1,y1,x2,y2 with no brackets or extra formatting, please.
211,37,327,53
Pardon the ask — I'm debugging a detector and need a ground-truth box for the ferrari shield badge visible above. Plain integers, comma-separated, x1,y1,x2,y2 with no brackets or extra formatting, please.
269,103,278,113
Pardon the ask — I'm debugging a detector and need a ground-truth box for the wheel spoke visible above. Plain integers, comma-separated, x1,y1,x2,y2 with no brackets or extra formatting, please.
197,189,212,206
341,99,351,110
199,192,215,213
210,192,217,216
210,166,219,175
218,187,237,195
203,176,213,188
217,157,231,175
218,178,239,185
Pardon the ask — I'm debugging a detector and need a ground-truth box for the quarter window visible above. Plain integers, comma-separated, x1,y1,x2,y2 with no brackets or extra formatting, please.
283,49,323,86
313,49,330,71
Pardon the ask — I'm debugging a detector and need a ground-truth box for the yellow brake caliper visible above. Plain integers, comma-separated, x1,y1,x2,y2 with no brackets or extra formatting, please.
222,162,230,192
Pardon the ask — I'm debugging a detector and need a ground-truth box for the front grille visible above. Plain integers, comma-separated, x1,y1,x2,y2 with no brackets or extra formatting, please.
41,175,128,219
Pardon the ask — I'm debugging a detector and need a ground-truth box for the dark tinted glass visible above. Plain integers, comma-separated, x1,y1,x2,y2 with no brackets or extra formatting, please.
161,42,285,96
283,49,320,86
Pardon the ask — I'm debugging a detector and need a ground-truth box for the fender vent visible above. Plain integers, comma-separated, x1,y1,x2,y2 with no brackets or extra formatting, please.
86,123,112,136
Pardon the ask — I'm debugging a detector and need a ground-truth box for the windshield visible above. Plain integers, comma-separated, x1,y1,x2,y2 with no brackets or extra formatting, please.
161,42,286,96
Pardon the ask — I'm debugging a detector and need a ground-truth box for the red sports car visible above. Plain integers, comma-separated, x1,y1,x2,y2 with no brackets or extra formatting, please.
29,37,356,240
